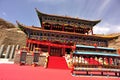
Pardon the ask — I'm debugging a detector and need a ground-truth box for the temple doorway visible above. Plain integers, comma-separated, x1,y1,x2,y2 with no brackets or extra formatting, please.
50,47,62,56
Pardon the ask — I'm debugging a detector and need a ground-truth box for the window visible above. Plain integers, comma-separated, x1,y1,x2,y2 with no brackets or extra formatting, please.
40,33,42,36
68,21,70,24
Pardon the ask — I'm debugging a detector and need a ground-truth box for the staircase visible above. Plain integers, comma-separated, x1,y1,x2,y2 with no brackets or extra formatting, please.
47,56,68,69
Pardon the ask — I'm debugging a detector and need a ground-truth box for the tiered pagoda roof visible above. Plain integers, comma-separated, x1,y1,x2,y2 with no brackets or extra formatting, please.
16,8,118,43
16,21,117,40
35,8,101,28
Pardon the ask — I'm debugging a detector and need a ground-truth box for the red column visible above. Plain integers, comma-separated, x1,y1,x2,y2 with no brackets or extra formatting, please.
62,47,65,56
31,43,34,51
26,42,28,47
48,44,50,55
26,39,28,47
64,48,66,56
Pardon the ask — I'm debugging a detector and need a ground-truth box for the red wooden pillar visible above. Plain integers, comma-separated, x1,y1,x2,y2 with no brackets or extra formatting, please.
64,48,66,56
26,42,28,47
31,43,34,51
26,39,28,47
62,47,65,56
48,44,51,55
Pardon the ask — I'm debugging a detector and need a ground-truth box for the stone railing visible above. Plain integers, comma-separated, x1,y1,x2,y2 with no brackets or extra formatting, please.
0,45,20,60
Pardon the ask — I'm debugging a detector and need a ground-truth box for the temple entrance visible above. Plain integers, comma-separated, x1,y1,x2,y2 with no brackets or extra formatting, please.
50,47,62,56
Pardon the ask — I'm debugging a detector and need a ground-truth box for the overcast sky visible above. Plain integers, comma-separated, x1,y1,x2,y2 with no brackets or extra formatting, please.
0,0,120,34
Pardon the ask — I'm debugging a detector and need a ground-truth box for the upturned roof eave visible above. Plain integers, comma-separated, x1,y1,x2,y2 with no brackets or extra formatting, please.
35,8,101,26
16,22,117,40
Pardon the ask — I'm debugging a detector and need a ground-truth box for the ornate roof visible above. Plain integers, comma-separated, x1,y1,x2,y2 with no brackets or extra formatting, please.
16,21,118,40
73,51,120,57
76,45,116,50
35,8,101,27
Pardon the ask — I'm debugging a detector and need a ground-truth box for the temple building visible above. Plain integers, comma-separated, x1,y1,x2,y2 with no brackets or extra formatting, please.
16,8,120,77
17,8,117,57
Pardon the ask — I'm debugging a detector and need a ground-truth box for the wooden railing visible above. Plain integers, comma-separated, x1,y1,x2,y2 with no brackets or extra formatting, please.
72,63,120,77
73,63,120,69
